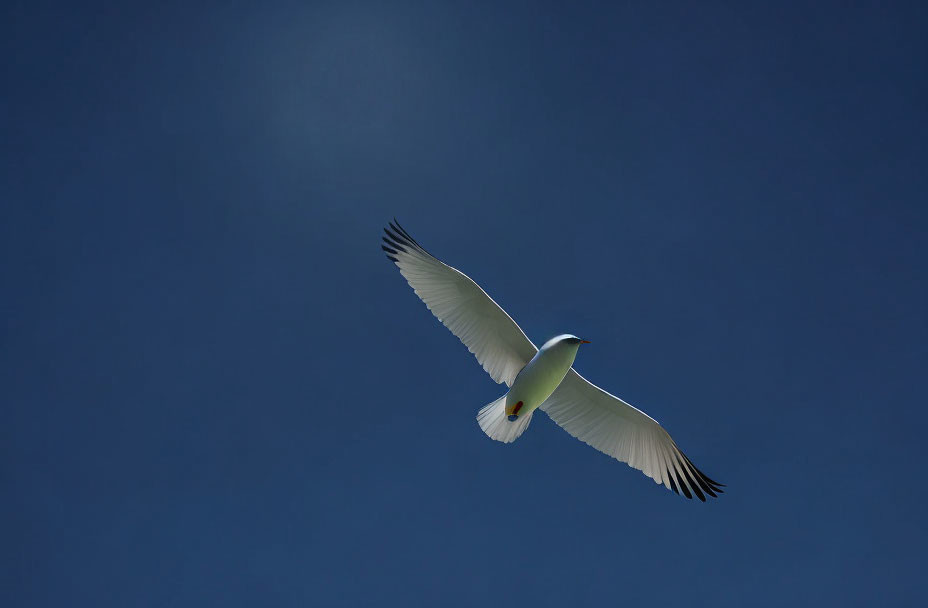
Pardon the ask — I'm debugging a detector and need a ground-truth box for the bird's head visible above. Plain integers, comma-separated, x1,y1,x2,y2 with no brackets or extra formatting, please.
566,335,592,346
542,334,591,350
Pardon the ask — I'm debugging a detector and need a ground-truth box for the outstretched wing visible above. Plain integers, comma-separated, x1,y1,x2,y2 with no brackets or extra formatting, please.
382,220,537,386
540,370,724,501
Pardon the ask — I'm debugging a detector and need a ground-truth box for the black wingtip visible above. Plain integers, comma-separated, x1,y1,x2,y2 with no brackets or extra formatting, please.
384,226,411,250
664,451,724,502
679,463,706,502
674,469,692,499
383,229,409,254
381,245,399,262
387,219,433,257
681,452,725,495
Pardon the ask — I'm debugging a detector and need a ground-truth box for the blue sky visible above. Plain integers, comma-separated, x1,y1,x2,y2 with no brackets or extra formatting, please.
3,1,926,605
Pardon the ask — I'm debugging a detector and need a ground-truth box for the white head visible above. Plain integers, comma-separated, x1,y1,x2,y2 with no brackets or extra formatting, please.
541,334,591,350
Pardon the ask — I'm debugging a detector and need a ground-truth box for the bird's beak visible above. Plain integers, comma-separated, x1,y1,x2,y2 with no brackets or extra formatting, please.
580,340,591,344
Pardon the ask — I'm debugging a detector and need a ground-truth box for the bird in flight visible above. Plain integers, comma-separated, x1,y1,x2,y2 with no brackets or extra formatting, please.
382,220,723,501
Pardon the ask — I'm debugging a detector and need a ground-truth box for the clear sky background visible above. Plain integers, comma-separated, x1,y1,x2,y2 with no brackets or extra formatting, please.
3,1,927,606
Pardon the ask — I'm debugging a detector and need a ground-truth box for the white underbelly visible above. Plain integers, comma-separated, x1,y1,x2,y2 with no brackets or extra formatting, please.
507,348,575,413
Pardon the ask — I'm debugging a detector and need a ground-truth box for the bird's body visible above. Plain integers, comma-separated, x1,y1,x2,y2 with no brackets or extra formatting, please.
382,220,724,501
506,335,583,420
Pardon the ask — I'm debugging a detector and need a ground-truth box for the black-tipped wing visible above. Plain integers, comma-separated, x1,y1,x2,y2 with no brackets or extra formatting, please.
540,369,724,501
383,220,537,386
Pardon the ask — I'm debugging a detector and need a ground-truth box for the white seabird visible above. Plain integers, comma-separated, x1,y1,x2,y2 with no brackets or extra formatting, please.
382,220,723,501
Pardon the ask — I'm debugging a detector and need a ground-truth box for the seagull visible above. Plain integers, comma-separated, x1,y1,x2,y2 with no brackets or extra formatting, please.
382,220,723,501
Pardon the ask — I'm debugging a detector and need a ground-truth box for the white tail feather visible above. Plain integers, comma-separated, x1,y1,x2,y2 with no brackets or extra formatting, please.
476,394,533,443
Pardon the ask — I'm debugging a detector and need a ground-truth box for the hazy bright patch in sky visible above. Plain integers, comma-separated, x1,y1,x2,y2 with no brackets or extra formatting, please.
3,1,926,606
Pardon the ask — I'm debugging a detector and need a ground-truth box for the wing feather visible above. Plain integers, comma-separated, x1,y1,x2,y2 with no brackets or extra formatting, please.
540,369,723,501
383,220,537,386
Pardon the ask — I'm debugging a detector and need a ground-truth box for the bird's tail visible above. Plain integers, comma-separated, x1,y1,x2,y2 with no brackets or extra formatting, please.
477,394,533,444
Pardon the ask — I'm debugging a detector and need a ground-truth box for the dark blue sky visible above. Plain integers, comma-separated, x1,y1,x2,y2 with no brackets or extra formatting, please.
3,1,927,605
